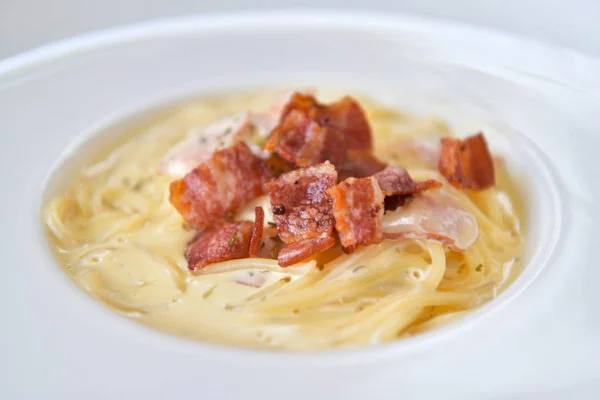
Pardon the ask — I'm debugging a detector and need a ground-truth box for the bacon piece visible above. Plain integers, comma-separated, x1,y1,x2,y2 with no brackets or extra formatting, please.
185,221,254,271
278,236,337,267
263,111,325,167
249,207,265,258
324,96,373,150
375,166,442,196
374,166,442,211
264,110,346,167
338,150,387,180
327,176,385,253
266,162,337,244
382,190,479,251
265,93,373,168
382,194,415,212
439,133,495,190
169,142,271,230
280,93,373,151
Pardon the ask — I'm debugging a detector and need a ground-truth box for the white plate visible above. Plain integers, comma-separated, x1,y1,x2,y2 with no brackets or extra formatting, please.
1,11,600,399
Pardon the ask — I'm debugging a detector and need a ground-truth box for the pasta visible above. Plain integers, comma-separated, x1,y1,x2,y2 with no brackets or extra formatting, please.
43,90,523,351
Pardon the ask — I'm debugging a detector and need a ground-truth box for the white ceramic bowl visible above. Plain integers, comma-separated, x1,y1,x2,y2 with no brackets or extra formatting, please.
2,11,600,399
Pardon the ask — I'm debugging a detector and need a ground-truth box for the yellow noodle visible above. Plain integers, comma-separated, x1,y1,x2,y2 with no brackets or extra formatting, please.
43,90,524,351
194,258,316,277
150,253,187,293
406,311,469,335
83,270,148,316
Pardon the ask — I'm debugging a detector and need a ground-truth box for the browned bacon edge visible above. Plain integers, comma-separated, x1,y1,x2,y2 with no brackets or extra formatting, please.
266,161,338,244
278,236,337,267
185,221,254,271
249,207,265,258
438,132,495,190
280,93,373,150
170,142,271,230
374,166,442,211
264,93,372,170
327,176,385,253
325,166,442,254
264,109,346,168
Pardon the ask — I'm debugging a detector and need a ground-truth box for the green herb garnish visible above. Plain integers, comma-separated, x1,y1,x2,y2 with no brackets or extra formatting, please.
267,222,277,228
475,264,483,272
228,232,238,250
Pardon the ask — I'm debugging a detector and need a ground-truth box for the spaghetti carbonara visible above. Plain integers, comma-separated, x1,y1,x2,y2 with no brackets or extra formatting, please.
44,90,523,351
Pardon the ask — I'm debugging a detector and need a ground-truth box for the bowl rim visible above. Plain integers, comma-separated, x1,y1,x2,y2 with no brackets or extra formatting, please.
2,9,599,80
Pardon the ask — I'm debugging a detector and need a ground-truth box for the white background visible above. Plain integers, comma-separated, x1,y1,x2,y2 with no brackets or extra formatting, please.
1,0,600,59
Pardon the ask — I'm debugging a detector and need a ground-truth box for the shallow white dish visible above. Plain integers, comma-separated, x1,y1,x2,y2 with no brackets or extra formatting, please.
1,11,600,399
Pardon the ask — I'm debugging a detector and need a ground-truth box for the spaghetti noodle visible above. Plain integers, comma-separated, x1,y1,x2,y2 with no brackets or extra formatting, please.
43,90,523,351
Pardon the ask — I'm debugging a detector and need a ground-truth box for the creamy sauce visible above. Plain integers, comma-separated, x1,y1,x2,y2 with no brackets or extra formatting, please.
44,90,524,351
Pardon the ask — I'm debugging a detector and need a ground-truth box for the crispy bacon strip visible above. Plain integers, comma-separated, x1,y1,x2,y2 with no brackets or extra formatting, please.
185,221,254,271
375,166,441,196
439,133,495,190
267,162,338,266
267,162,337,244
249,207,265,258
280,93,373,151
264,110,346,168
327,176,385,253
265,93,373,169
374,166,442,211
169,142,271,230
278,236,337,267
